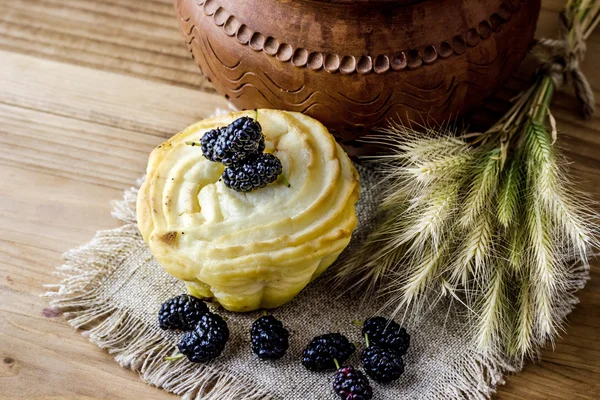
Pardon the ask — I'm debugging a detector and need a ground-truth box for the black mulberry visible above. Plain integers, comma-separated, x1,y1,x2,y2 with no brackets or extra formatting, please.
199,127,224,163
158,294,209,331
251,315,289,360
214,116,265,165
361,345,404,383
178,312,229,362
302,333,356,372
333,365,373,400
362,317,410,356
222,153,282,193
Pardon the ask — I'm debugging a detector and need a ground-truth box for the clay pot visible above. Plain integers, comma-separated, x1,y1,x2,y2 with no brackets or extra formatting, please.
174,0,540,154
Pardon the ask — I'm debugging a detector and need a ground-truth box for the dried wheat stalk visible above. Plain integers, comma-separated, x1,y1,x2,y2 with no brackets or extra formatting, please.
334,0,600,360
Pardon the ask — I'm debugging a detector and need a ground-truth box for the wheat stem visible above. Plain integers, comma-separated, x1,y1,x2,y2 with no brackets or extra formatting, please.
497,158,522,228
460,149,501,227
511,276,535,359
507,225,526,273
527,202,559,338
476,267,507,351
397,182,459,252
451,209,495,286
400,241,450,309
524,120,591,261
406,152,473,184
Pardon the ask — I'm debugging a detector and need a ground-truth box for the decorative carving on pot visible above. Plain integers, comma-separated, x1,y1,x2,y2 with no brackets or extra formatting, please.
174,0,541,153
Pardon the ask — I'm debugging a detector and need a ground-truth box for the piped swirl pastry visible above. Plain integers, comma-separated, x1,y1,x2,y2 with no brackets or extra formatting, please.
137,110,360,312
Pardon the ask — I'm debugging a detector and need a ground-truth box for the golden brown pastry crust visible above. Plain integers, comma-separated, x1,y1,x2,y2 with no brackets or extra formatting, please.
137,110,359,312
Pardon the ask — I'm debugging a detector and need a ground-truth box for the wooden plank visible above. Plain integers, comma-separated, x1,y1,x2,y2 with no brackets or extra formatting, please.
0,49,229,193
0,0,214,92
0,163,176,399
0,50,229,138
0,51,227,399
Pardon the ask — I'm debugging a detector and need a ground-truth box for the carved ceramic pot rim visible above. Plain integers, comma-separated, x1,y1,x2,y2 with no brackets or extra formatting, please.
195,0,526,74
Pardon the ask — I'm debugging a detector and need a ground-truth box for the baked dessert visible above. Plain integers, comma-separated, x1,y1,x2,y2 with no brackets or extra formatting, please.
137,110,359,312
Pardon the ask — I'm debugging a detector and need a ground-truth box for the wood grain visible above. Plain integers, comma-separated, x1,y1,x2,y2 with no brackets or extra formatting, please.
0,0,215,92
0,1,598,399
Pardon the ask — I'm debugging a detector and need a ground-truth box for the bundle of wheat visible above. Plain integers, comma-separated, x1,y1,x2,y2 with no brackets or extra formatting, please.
334,0,600,360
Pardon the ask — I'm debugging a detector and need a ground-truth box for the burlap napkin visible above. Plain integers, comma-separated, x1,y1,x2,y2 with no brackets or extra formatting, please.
45,165,518,400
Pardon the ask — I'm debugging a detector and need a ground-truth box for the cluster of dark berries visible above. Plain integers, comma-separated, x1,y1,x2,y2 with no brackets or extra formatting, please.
158,294,229,363
300,317,410,399
361,317,410,384
301,332,371,399
159,298,291,362
158,297,411,399
189,114,283,193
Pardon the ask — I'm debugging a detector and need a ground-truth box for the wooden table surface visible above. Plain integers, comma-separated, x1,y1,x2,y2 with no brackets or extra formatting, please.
0,1,598,399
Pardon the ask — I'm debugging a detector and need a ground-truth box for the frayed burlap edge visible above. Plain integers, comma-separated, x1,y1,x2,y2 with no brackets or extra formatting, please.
43,177,589,400
43,180,273,400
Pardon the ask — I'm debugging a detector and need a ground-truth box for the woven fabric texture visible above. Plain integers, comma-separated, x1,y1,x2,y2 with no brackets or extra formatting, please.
46,165,518,400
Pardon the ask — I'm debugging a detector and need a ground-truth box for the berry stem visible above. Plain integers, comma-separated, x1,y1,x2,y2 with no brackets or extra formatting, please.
254,109,259,122
334,358,341,370
185,141,202,147
164,353,185,362
280,175,292,188
365,334,371,348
